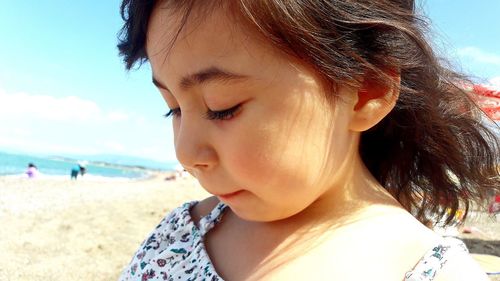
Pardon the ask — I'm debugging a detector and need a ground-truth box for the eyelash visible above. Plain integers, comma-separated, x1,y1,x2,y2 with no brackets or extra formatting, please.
163,104,241,121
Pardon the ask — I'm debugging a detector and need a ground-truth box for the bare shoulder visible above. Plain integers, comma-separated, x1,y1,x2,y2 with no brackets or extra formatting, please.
189,196,220,225
433,252,489,281
345,210,489,281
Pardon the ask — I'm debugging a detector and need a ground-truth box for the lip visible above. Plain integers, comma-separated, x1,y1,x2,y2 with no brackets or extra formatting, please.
217,190,244,201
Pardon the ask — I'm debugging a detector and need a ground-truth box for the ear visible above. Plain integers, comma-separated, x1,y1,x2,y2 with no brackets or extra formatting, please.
349,72,400,132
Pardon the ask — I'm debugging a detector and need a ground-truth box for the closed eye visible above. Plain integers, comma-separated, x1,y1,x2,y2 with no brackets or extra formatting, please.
204,104,241,120
163,104,241,121
163,108,181,118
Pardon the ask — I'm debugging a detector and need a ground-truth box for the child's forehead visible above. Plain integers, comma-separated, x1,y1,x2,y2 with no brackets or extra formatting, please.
147,11,234,70
146,3,248,58
145,3,301,88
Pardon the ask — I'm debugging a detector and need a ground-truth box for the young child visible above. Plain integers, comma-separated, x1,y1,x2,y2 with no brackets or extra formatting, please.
25,162,39,178
117,1,500,280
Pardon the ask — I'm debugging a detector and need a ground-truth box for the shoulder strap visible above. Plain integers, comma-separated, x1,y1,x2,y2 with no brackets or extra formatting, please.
404,237,469,281
198,201,228,236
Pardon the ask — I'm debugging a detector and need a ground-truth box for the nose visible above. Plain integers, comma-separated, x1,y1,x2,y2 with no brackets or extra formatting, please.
174,116,218,175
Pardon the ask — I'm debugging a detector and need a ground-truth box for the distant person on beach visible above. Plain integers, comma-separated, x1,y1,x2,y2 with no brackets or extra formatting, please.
70,165,79,180
25,163,38,178
70,164,86,180
117,1,499,280
80,165,86,177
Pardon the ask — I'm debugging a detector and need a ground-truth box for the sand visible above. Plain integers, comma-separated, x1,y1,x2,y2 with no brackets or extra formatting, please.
0,175,498,281
0,174,209,281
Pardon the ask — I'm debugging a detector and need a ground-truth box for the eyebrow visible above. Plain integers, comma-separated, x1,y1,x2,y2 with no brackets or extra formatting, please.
152,66,248,93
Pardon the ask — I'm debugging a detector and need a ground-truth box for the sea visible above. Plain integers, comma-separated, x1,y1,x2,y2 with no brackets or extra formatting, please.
0,151,175,180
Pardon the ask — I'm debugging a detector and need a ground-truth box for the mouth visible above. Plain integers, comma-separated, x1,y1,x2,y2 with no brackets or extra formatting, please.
217,190,244,201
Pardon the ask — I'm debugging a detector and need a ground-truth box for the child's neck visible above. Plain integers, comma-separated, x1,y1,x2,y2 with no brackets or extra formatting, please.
222,154,407,243
276,156,403,229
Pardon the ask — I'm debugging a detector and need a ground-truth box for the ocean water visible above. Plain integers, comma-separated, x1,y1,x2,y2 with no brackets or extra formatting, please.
0,151,157,179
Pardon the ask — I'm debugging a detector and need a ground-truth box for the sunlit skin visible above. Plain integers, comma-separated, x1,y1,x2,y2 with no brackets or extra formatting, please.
144,3,487,281
147,6,379,223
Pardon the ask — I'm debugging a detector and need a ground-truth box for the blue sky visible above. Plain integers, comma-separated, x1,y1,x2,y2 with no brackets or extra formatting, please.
0,0,499,162
420,0,500,81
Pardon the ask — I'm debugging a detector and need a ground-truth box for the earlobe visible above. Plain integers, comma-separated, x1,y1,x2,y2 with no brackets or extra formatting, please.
349,74,400,132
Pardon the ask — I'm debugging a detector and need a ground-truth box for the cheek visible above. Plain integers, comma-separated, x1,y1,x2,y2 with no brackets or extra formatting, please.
221,124,279,187
220,108,337,194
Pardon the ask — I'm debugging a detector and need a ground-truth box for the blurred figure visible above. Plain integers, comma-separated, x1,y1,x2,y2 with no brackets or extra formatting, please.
70,165,80,180
79,165,87,177
174,164,191,179
70,164,86,180
25,163,38,178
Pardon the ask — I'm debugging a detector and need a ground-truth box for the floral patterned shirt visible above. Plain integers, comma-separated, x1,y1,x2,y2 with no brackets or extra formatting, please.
119,201,470,281
404,237,469,281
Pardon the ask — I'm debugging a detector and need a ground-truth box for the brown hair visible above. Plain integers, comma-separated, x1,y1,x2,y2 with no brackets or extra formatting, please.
117,0,500,225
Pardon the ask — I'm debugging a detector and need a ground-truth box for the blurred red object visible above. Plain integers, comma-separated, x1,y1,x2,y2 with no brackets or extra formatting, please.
470,84,500,120
488,195,500,214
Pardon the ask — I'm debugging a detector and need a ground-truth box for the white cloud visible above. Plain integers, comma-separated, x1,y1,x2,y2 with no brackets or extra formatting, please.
0,135,100,155
0,89,130,123
0,90,101,122
106,111,129,122
134,116,147,126
0,87,175,162
457,47,500,66
0,126,32,137
100,141,126,152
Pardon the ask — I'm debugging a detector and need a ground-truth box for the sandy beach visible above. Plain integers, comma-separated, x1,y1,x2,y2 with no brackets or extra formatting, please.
0,174,209,281
0,175,498,281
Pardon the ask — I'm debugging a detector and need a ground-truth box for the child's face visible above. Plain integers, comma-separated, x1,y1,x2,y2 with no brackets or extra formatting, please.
147,5,360,221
